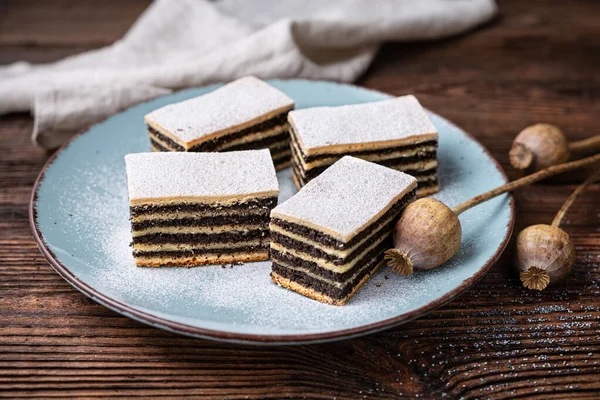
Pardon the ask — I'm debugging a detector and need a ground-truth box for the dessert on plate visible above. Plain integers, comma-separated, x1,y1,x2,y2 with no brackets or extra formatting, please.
288,95,439,197
144,76,295,170
125,149,279,267
269,156,417,305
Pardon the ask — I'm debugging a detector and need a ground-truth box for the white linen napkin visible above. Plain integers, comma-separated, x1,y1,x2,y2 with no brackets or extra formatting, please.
0,0,496,149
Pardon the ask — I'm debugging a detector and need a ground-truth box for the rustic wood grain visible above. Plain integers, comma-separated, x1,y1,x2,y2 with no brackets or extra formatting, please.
1,0,599,398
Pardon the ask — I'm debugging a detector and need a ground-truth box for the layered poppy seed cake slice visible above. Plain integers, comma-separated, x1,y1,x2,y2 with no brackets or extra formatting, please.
145,76,295,170
269,156,417,305
125,150,279,267
288,95,439,197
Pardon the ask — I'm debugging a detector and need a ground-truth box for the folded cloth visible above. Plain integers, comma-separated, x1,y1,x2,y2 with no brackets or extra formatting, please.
0,0,497,149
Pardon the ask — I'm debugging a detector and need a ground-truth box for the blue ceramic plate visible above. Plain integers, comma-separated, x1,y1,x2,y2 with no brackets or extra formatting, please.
31,80,514,345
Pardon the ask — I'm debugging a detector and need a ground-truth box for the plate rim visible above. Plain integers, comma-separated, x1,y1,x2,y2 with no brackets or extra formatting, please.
29,79,515,345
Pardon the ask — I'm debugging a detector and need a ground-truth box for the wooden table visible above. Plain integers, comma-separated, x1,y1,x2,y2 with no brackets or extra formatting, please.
1,1,599,398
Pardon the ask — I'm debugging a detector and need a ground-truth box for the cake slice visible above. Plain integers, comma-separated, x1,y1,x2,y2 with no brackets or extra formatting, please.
270,156,417,305
288,95,438,197
125,149,279,267
145,76,295,170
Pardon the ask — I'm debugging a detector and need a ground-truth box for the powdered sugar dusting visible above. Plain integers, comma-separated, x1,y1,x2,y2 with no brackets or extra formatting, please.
34,81,512,338
87,141,490,335
98,217,452,333
289,95,437,151
125,150,278,201
146,76,294,144
272,156,417,240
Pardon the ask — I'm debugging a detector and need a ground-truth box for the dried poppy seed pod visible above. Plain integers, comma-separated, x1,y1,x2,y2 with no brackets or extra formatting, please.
509,123,600,172
385,153,600,275
515,225,575,290
384,198,461,275
509,124,570,171
514,169,599,290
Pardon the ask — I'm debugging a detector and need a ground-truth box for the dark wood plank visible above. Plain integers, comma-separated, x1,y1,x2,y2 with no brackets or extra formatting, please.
1,0,599,398
0,0,150,45
0,0,150,64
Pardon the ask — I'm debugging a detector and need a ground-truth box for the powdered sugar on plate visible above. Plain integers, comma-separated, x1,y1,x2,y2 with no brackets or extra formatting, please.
34,81,512,339
88,120,502,334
